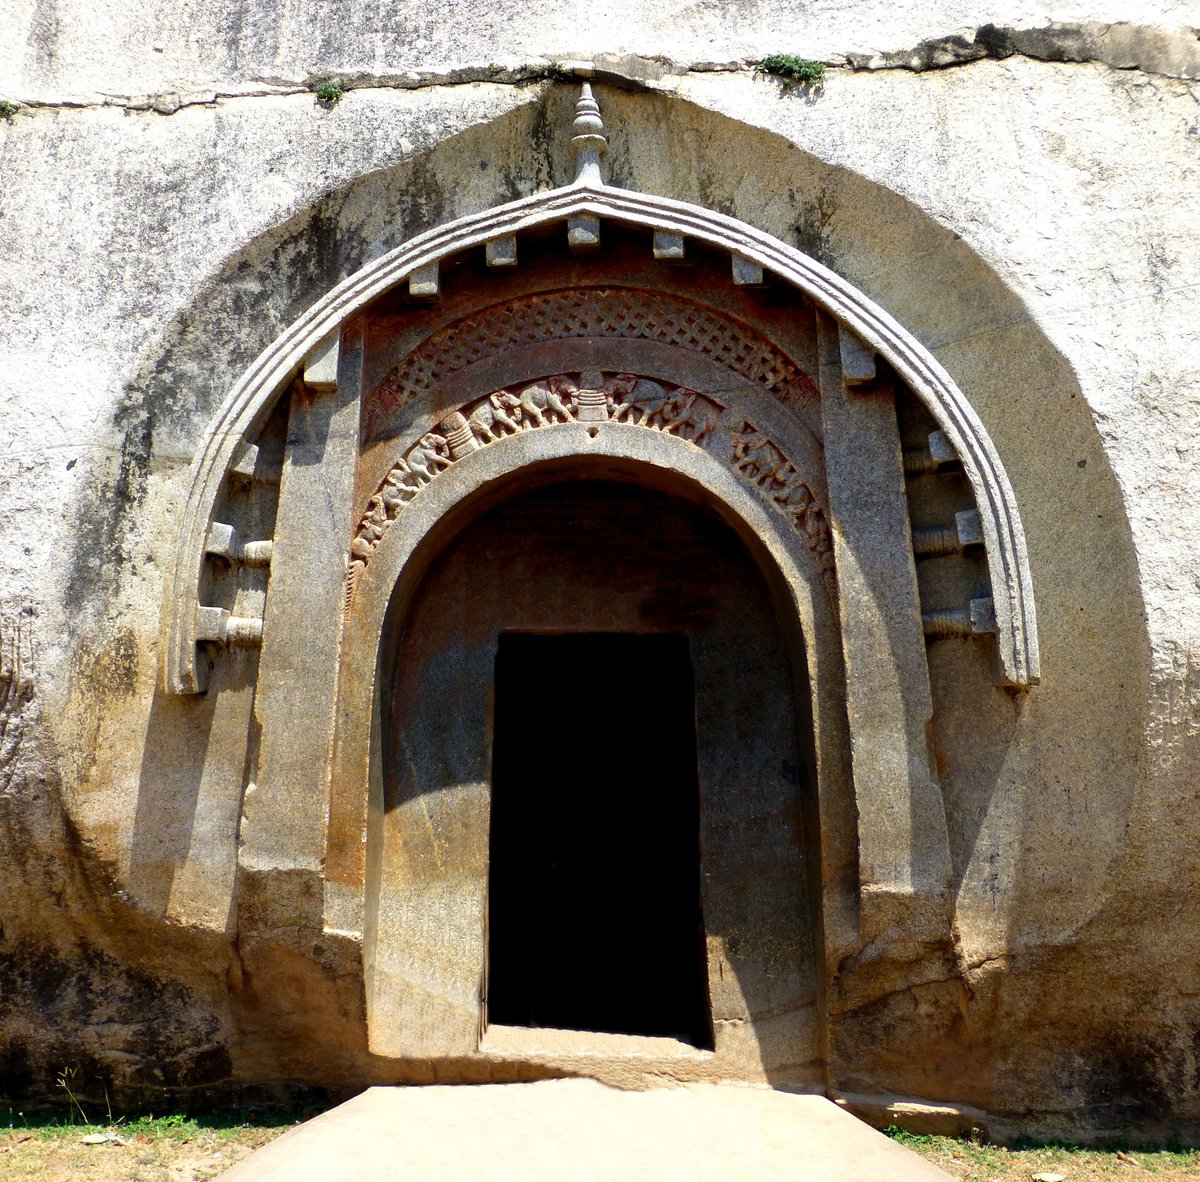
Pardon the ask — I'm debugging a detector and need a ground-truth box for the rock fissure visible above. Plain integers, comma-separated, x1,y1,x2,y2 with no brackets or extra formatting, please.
841,21,1200,79
2,23,1197,120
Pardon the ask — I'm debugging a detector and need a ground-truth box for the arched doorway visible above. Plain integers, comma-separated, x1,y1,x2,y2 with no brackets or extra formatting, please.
158,83,1044,1100
379,476,820,1082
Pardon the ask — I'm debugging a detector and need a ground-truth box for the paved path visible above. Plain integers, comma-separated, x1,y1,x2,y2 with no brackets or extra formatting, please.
216,1079,954,1181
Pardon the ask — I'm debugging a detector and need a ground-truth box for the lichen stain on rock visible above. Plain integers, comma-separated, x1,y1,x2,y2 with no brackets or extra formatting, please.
792,186,839,267
0,700,236,1105
0,610,39,800
392,156,449,234
1075,1032,1181,1122
0,1038,33,1098
64,626,143,785
63,410,153,614
83,629,140,700
0,937,232,1101
527,92,565,192
279,203,351,306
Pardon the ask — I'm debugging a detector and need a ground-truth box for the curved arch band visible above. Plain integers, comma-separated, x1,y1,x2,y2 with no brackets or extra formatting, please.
164,175,1038,692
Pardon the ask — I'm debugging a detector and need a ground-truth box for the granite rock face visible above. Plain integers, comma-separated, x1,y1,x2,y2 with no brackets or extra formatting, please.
0,0,1198,1143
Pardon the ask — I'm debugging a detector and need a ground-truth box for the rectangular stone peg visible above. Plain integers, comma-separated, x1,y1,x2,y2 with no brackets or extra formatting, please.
568,214,601,252
731,253,764,285
205,521,239,561
956,508,984,547
408,262,440,298
304,329,340,391
653,231,686,260
485,235,518,267
838,328,877,386
970,596,997,633
228,443,282,487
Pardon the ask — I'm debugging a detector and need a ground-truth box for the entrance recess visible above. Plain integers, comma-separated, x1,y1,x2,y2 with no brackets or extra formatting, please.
370,477,819,1079
488,632,712,1048
155,82,1047,1099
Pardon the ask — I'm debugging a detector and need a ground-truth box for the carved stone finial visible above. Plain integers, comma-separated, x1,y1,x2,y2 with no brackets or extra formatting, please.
571,83,607,185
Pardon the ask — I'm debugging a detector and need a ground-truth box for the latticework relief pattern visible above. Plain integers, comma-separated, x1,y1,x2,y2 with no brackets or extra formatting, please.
348,372,833,609
361,288,817,442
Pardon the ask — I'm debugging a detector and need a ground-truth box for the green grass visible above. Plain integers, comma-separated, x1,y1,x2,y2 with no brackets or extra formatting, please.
0,99,22,119
884,1127,1200,1178
756,55,827,90
5,1103,306,1143
313,79,347,109
887,1127,1009,1169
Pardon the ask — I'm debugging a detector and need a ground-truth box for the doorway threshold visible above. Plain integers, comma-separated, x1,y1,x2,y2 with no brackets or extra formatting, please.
481,1023,714,1061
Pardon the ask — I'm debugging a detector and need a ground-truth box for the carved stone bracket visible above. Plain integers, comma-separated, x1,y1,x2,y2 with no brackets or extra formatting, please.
347,372,833,605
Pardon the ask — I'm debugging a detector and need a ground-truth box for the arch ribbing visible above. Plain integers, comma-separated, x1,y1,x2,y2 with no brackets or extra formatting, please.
163,176,1038,692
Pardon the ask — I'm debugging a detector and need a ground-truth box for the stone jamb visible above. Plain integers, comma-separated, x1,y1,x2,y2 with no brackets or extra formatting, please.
238,325,363,905
817,312,952,944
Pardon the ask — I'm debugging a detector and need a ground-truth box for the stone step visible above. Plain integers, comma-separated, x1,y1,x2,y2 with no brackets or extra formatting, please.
216,1079,955,1182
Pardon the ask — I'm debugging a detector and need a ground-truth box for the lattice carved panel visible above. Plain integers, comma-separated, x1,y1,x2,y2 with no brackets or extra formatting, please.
361,288,819,443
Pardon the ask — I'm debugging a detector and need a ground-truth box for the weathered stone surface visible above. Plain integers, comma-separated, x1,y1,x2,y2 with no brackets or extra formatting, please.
0,2,1197,1146
3,3,1198,102
216,1081,956,1182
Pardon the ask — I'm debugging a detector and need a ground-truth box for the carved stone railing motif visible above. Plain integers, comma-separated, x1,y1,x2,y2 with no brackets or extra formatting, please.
347,372,832,602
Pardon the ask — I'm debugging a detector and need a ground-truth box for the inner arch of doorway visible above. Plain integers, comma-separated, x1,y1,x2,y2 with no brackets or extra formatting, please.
323,424,857,1051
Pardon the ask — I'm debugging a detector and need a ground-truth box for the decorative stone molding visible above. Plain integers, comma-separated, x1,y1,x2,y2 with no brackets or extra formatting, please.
348,372,833,603
164,84,1038,692
361,287,819,444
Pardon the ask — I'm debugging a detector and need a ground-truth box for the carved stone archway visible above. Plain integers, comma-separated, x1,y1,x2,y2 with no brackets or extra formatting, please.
163,85,1037,698
343,424,841,1079
161,85,1042,1087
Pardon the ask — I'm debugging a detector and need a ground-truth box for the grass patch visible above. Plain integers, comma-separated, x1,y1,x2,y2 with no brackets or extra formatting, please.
312,79,347,109
757,54,827,91
5,1102,307,1142
0,99,21,119
0,1105,303,1182
885,1128,1200,1180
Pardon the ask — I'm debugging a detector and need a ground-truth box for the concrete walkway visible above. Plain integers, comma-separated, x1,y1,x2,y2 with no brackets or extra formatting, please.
216,1079,955,1181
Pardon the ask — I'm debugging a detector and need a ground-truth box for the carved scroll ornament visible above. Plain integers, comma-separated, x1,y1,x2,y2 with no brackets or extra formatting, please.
347,372,833,604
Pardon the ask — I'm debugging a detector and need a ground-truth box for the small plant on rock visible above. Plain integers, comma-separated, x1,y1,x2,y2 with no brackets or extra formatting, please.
524,60,574,83
757,54,826,91
0,100,20,120
313,79,346,109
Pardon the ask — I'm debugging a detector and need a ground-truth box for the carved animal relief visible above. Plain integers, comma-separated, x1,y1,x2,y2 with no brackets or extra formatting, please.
348,372,832,601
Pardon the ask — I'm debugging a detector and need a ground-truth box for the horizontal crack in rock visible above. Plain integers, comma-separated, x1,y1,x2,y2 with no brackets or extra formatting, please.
2,25,1197,119
843,21,1200,80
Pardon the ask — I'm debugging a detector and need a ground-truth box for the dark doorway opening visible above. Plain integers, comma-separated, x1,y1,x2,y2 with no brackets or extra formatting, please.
487,632,713,1049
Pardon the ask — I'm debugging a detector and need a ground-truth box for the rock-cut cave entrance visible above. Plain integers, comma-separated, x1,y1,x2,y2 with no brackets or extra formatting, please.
382,476,821,1077
487,632,713,1049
